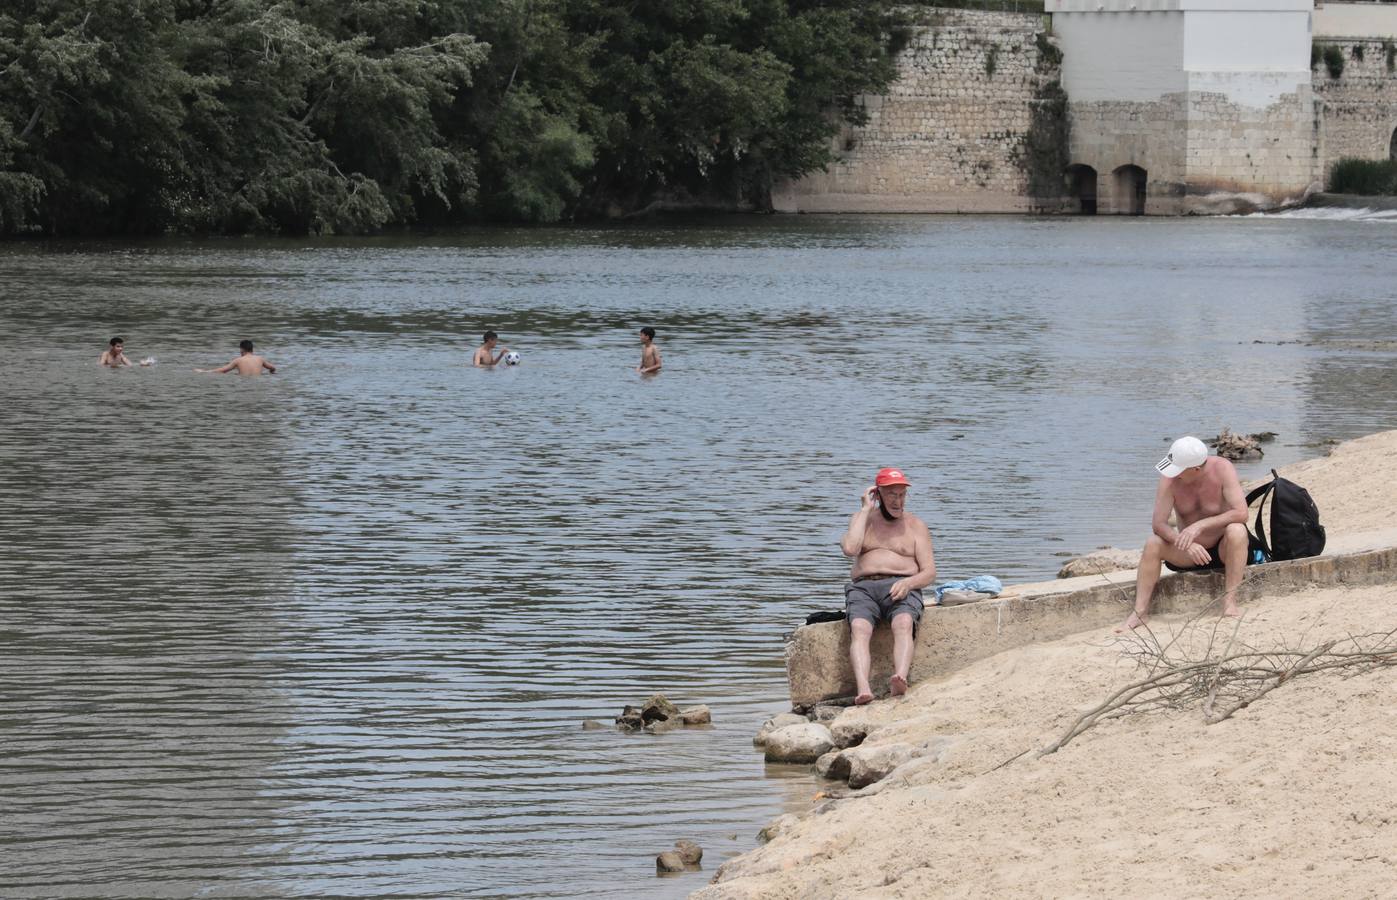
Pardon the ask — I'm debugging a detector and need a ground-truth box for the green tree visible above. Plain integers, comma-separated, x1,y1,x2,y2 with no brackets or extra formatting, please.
0,0,908,233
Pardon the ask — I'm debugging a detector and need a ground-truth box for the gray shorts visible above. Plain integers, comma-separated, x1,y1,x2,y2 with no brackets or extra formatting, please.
844,576,924,626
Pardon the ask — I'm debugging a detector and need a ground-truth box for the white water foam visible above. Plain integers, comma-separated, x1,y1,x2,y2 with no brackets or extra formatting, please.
1241,206,1397,222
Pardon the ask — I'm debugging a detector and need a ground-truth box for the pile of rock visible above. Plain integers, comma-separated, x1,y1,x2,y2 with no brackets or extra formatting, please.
750,704,962,851
1208,428,1275,461
754,708,865,763
814,735,957,790
609,694,711,734
656,839,703,874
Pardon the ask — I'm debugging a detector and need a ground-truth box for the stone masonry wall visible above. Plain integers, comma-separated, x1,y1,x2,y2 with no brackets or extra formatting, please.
1063,95,1189,214
771,10,1062,214
1180,84,1319,210
1065,75,1318,215
1313,38,1397,182
1059,86,1318,215
772,10,1397,215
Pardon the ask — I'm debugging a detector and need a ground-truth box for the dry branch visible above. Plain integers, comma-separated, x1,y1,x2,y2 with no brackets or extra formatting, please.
1040,623,1397,757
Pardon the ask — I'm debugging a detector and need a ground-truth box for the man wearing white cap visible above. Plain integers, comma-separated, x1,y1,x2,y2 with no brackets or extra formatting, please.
1118,436,1251,631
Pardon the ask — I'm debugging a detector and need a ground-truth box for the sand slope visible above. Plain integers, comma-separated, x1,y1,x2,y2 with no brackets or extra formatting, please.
698,432,1397,899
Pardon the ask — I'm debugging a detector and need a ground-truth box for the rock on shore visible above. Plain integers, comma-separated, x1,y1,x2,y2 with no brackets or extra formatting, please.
655,839,703,876
1208,427,1273,461
762,723,834,764
1056,546,1141,578
610,694,712,732
752,713,808,747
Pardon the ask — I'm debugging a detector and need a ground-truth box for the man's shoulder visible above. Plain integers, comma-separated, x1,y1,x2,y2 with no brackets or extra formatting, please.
1207,456,1240,479
903,513,931,533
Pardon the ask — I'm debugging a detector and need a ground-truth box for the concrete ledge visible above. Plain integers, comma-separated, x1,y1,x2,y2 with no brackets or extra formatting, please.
785,541,1397,708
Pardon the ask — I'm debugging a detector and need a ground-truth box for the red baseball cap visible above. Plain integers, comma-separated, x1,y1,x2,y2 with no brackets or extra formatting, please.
875,467,911,487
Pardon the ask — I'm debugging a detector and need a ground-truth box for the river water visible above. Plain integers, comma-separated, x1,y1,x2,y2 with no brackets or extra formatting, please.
3,214,1396,898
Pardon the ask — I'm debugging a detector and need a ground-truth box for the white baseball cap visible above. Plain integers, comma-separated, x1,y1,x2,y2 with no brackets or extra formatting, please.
1156,436,1209,477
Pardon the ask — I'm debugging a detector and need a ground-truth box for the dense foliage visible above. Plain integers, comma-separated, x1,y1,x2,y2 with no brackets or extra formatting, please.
1329,158,1397,196
0,0,910,234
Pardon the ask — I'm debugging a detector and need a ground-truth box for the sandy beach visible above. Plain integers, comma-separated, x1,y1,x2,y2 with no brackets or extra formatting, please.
697,431,1397,899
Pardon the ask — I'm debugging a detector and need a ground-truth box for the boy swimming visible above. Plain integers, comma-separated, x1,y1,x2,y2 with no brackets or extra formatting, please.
196,340,277,376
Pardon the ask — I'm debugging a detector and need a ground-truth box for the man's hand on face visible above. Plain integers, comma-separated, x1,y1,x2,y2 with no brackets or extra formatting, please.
860,486,879,511
890,578,913,601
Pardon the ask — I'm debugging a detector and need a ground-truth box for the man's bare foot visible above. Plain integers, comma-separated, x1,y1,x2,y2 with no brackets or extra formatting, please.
889,674,908,697
854,692,874,706
1115,611,1147,633
1222,605,1241,619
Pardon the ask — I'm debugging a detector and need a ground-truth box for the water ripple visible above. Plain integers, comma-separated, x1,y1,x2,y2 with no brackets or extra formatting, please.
3,215,1397,898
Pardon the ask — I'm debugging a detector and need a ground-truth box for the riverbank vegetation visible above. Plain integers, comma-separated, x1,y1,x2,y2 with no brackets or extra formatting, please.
0,0,914,236
1329,158,1397,196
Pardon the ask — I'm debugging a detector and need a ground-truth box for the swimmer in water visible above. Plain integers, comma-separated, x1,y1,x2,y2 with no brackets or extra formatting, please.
636,326,662,375
472,330,511,367
196,340,277,376
99,337,134,368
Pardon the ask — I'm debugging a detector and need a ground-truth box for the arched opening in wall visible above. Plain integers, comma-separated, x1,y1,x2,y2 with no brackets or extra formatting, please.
1063,164,1097,215
1112,165,1148,215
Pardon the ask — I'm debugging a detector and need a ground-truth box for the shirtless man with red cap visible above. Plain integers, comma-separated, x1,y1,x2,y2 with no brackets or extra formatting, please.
839,467,938,704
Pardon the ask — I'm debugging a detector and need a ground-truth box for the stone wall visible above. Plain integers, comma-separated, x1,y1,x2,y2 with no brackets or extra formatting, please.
1313,38,1397,179
771,9,1064,214
1062,95,1189,214
1181,84,1319,209
1049,0,1320,215
1064,87,1319,215
770,5,1397,216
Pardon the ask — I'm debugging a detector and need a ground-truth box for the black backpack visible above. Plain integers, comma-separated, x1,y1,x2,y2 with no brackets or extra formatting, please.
1245,470,1326,562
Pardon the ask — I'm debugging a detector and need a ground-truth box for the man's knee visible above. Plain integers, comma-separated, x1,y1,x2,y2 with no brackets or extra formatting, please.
850,619,874,640
1143,534,1166,555
1218,519,1251,556
890,613,914,634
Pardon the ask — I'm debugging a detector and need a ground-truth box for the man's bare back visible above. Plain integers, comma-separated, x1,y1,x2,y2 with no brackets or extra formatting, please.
224,354,274,375
197,342,275,376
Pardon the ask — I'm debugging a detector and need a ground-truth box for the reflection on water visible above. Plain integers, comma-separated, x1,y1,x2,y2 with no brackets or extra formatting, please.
2,215,1396,898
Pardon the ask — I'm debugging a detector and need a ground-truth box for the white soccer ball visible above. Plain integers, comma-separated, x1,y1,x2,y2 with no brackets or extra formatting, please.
503,351,521,366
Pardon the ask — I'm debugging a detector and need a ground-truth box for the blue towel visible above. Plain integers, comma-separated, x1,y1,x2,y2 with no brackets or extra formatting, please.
931,575,1004,604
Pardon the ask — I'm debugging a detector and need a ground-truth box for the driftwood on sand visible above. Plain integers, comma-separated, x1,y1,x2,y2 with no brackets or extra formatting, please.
1037,601,1397,757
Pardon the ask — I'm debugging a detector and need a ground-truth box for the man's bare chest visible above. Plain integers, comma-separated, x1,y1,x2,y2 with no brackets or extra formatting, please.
862,521,915,555
1173,480,1225,516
